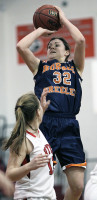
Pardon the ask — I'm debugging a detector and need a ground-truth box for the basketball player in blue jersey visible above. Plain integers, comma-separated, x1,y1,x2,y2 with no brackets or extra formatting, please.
3,89,56,200
16,6,86,200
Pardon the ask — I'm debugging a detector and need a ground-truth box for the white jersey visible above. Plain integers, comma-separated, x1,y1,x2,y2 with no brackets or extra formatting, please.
14,129,56,200
84,164,97,200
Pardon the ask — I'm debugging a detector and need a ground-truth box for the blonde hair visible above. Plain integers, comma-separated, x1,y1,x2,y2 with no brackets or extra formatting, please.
3,93,39,155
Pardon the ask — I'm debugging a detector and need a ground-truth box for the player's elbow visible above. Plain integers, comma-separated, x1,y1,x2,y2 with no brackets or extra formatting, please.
16,42,26,54
16,43,22,53
6,170,12,180
78,35,85,46
6,171,15,182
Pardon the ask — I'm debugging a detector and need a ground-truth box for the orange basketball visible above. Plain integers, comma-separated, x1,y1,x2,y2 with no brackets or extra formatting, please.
33,5,61,31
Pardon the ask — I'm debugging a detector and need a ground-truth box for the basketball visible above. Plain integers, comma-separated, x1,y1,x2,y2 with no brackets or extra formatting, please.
33,5,61,31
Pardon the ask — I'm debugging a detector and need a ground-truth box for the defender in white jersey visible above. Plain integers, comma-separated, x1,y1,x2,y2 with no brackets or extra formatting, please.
3,89,56,200
84,164,97,200
14,129,55,199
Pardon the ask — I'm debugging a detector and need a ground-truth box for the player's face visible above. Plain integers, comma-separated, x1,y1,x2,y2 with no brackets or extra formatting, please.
47,39,67,62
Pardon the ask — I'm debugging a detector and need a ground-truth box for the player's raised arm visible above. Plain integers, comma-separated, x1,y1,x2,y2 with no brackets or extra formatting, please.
16,28,55,76
16,28,42,76
56,6,85,75
40,88,50,113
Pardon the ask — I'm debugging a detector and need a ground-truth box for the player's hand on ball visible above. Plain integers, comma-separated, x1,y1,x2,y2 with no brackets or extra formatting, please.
37,27,56,37
55,6,65,27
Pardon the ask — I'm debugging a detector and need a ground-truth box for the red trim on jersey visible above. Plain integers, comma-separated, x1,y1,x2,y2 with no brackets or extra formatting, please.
21,155,30,178
26,130,39,137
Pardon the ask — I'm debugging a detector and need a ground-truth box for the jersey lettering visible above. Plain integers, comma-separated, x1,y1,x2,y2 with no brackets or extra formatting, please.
42,63,75,74
44,144,53,175
43,86,75,96
42,62,75,96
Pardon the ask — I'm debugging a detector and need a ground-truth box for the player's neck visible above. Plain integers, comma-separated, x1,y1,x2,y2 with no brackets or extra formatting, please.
26,121,38,132
58,57,66,63
48,57,66,63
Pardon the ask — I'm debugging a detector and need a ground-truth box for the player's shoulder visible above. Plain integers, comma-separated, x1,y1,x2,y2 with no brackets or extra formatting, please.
67,59,75,66
39,129,48,141
39,129,44,137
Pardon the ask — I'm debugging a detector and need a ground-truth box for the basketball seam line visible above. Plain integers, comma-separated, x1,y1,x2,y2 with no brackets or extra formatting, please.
35,12,59,23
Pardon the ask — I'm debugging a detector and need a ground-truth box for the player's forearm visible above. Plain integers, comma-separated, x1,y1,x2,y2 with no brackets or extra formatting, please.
0,170,7,186
6,163,31,182
16,27,44,50
62,17,85,44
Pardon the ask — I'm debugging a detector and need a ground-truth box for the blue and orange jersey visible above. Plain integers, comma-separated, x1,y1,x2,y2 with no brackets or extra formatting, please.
34,59,82,116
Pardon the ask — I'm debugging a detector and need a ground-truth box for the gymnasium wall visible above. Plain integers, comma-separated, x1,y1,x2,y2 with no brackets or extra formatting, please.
0,0,97,160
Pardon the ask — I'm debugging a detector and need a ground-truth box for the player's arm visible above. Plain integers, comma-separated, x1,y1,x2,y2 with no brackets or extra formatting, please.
40,88,50,113
6,138,50,182
16,28,55,75
0,170,14,197
56,6,85,75
6,138,32,181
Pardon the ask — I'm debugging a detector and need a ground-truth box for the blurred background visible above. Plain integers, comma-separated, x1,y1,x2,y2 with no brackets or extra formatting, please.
0,0,97,199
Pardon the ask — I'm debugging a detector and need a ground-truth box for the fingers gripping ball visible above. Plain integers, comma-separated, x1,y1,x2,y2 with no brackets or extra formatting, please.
33,5,61,31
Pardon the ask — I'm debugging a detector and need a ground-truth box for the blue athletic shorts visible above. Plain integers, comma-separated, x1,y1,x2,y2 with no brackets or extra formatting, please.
39,112,86,170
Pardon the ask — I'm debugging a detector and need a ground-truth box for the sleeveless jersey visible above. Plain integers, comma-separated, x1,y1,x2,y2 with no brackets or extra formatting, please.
14,129,56,200
84,164,97,200
89,164,97,182
34,59,82,116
